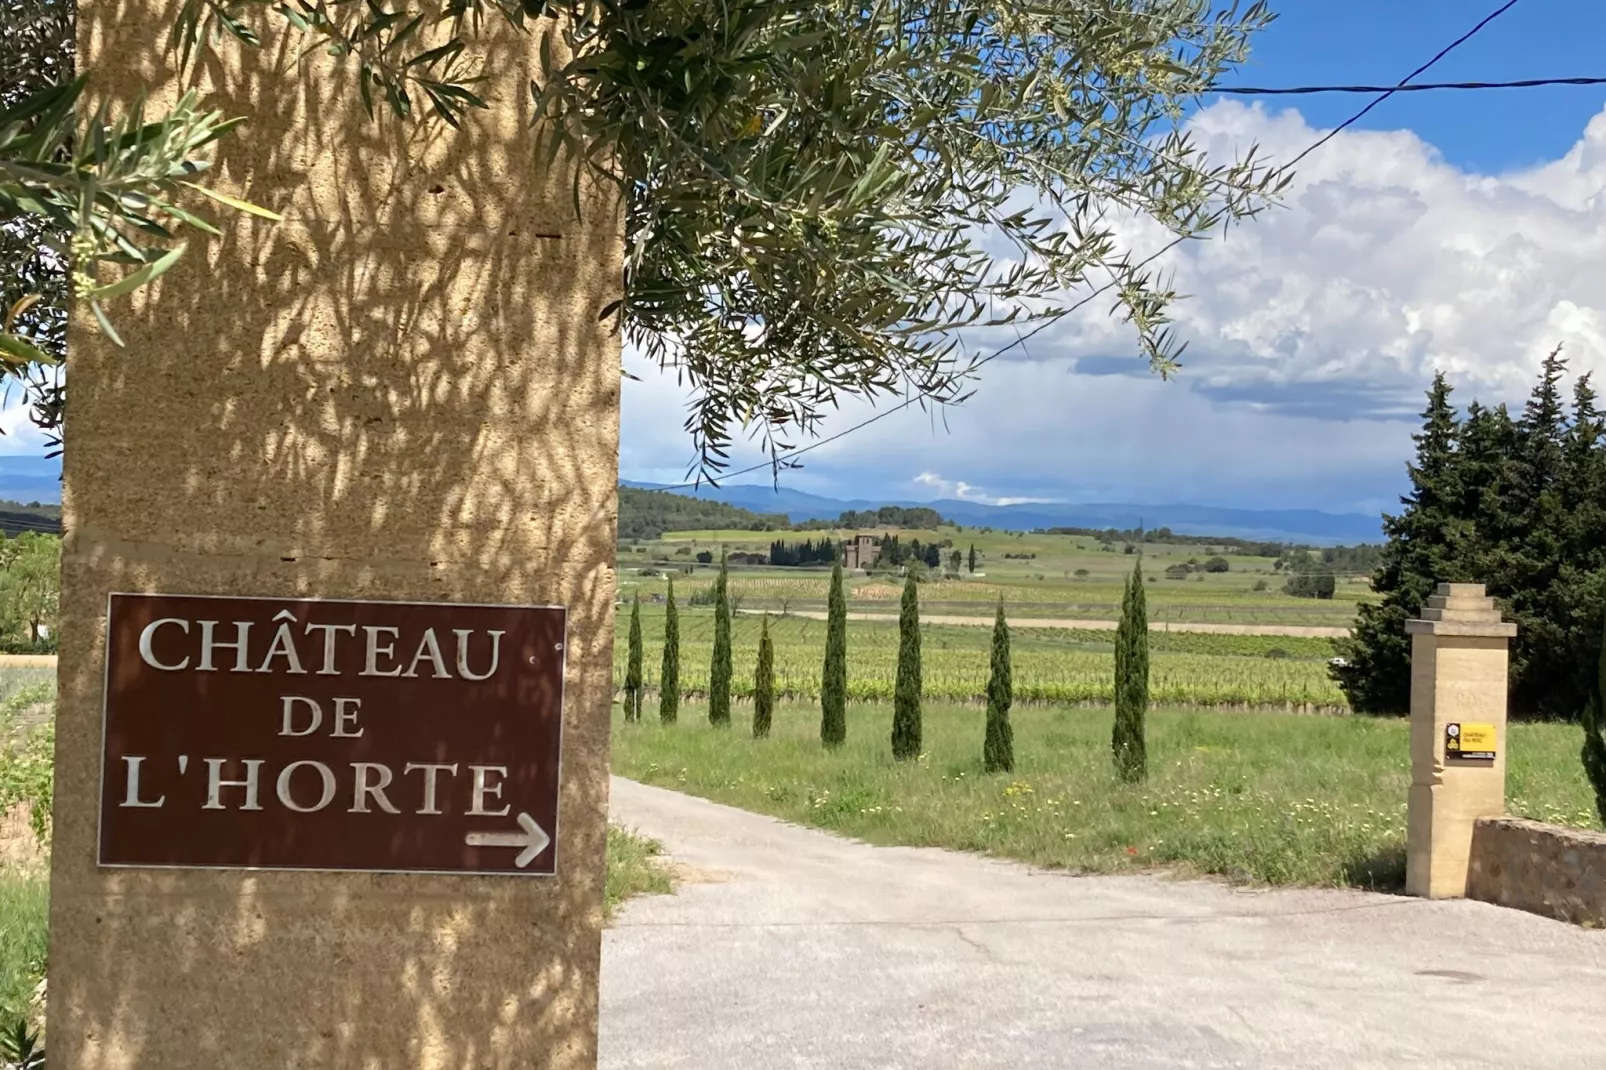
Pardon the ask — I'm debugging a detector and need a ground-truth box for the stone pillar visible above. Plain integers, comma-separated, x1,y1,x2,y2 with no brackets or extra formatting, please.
47,5,620,1068
1405,583,1517,899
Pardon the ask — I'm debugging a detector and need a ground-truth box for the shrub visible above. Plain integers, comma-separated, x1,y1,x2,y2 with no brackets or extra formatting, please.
1581,608,1606,824
0,638,53,656
1284,570,1336,599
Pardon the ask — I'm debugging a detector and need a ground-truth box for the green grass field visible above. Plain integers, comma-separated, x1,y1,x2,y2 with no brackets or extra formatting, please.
616,605,1348,709
611,701,1598,889
617,525,1378,627
0,871,46,1022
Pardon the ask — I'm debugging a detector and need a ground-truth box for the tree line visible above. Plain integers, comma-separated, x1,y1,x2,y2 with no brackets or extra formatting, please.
793,505,948,532
1336,349,1606,719
767,538,839,567
1037,524,1383,568
619,557,1154,782
617,487,788,541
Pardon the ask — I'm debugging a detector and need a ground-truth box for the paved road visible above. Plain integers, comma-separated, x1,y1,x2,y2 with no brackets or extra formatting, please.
601,777,1606,1069
739,608,1349,639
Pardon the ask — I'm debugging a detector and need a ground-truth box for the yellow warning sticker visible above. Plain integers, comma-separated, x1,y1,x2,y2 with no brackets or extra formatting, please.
1446,722,1497,761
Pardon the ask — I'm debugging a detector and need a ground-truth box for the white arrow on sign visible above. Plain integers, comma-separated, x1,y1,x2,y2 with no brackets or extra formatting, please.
465,811,551,868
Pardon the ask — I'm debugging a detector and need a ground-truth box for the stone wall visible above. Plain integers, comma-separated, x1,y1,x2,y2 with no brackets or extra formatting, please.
1467,817,1606,927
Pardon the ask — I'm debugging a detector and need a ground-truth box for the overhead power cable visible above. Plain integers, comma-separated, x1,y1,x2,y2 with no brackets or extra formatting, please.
1214,75,1606,96
1287,0,1524,167
651,0,1528,494
1217,75,1606,96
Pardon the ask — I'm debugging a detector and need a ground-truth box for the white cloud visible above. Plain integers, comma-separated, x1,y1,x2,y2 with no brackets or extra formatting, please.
621,101,1606,513
912,470,1056,507
0,391,51,455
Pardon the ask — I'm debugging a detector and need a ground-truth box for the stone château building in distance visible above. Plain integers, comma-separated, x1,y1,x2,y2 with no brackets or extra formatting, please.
841,533,881,570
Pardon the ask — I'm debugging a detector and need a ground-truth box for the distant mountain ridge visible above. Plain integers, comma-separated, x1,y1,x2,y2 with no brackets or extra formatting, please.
621,480,1383,545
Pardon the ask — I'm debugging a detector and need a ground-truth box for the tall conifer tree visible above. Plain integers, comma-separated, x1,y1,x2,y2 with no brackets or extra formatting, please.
710,554,733,726
624,595,644,722
1335,373,1464,713
983,599,1014,773
1337,355,1606,720
821,561,849,747
968,543,978,573
1112,559,1148,782
659,577,681,725
1502,347,1573,713
754,615,775,739
891,575,923,761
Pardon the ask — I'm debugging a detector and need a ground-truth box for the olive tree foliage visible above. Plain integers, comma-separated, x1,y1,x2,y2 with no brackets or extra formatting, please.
1,0,275,446
0,0,72,436
0,531,60,641
7,0,1287,475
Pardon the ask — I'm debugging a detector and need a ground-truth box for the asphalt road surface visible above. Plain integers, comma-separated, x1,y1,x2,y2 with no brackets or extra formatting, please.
601,777,1606,1069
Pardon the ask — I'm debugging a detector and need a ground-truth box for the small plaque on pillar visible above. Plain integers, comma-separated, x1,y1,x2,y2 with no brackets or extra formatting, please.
98,593,566,876
1445,722,1497,762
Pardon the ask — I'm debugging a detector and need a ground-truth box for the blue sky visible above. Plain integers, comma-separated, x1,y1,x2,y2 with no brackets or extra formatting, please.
7,4,1606,517
1219,2,1606,174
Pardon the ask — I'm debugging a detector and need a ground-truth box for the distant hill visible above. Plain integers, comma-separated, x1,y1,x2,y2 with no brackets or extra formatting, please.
0,455,60,505
0,498,60,537
621,480,1383,546
618,485,786,541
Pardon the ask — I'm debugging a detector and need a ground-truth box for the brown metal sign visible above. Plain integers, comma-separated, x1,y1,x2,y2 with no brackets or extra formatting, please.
98,593,566,876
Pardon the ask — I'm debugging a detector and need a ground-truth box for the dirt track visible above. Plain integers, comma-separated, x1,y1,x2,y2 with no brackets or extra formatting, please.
0,654,56,668
742,608,1348,639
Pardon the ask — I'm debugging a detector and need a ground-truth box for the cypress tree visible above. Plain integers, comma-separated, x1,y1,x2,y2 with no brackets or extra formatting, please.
983,599,1013,773
624,595,644,722
659,577,680,725
1112,559,1148,782
821,561,848,747
754,615,775,739
1334,373,1466,713
891,574,923,761
709,554,732,726
968,543,978,573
